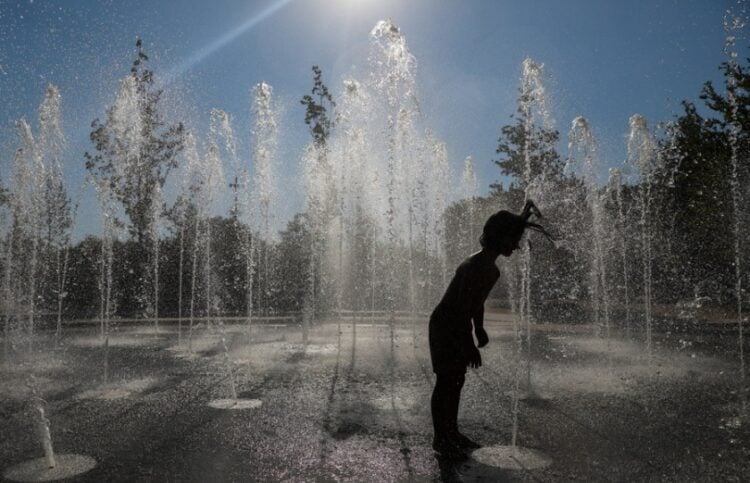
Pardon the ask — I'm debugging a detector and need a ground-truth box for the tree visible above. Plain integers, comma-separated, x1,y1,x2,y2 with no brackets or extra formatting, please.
274,213,312,313
84,38,184,317
650,55,750,304
491,88,564,194
85,38,185,246
490,80,582,323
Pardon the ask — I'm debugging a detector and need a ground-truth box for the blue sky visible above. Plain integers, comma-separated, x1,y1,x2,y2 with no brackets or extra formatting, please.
0,0,739,239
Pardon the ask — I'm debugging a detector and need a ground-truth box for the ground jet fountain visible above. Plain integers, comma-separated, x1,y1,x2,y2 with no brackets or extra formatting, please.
472,58,554,472
3,377,96,482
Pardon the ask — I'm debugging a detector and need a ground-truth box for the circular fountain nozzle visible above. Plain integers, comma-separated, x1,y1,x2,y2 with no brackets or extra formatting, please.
3,455,96,482
471,445,552,471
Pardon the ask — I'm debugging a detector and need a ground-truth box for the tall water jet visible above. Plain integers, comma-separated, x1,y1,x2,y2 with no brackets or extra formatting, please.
409,132,430,315
331,79,368,322
37,85,73,345
206,109,242,404
203,110,261,409
395,107,420,318
185,120,223,349
459,156,478,256
235,164,253,338
251,82,278,322
475,235,552,471
203,137,225,328
517,57,556,397
174,183,189,346
181,133,202,351
626,114,657,356
429,138,450,305
568,116,611,342
369,19,418,330
303,142,329,331
106,73,147,318
723,2,747,414
149,182,163,330
93,178,116,383
10,118,47,352
607,168,632,337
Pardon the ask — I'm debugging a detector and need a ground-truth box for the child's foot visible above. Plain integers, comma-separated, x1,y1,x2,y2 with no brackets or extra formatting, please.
450,431,481,450
432,436,467,460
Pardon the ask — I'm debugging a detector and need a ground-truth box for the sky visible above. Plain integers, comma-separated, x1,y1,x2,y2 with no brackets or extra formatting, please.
0,0,741,240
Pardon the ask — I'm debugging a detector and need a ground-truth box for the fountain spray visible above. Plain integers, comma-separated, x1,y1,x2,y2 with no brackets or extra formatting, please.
569,116,611,345
370,20,418,333
27,376,55,469
150,182,162,330
626,114,656,357
608,169,632,338
251,83,278,323
723,1,747,414
519,58,555,393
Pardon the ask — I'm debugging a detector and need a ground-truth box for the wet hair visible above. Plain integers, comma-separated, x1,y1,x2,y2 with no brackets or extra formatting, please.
479,200,555,251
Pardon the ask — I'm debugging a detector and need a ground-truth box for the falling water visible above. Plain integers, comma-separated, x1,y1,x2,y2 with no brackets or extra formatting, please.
333,79,369,324
182,133,201,351
519,58,556,394
298,20,449,328
185,115,225,349
626,114,657,356
203,145,223,327
569,116,611,343
176,201,186,346
723,2,747,413
150,182,163,330
430,139,450,302
460,156,478,256
93,178,116,383
37,85,71,344
303,142,327,327
251,82,278,321
370,19,418,332
15,119,46,352
607,168,632,338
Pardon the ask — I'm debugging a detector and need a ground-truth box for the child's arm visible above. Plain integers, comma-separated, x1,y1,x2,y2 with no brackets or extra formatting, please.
473,269,498,348
474,304,488,348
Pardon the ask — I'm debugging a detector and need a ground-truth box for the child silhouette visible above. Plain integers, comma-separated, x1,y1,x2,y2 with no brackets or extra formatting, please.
429,200,552,458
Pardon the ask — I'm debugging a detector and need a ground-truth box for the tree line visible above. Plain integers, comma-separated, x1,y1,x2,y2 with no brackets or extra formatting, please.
2,40,748,329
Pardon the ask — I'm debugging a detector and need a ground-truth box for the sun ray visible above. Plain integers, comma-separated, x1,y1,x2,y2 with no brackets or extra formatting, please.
160,0,295,87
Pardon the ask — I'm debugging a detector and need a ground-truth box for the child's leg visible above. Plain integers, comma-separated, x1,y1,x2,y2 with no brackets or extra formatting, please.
447,372,465,434
432,372,464,442
431,374,449,440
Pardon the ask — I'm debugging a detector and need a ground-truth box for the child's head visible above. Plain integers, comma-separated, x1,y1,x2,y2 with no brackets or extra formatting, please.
480,200,553,256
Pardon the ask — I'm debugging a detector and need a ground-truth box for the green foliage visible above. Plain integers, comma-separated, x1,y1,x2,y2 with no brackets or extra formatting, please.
84,38,185,245
491,85,564,193
492,119,563,191
274,213,312,312
657,59,749,302
300,65,335,147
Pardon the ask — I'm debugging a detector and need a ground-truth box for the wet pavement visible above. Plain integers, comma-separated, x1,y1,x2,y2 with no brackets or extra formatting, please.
1,315,749,481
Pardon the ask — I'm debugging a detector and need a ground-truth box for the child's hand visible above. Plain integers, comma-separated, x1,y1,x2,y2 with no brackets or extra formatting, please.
476,327,489,348
466,345,482,368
